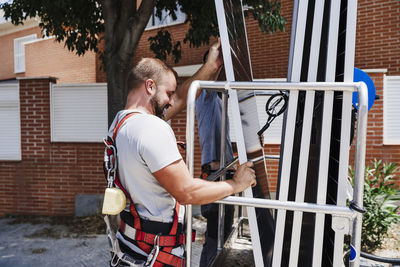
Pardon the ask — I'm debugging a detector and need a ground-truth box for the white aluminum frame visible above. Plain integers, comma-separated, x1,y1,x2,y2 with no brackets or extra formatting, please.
185,80,368,267
214,0,263,265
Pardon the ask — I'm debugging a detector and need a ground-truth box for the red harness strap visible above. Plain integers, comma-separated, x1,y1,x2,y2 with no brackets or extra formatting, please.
109,112,185,267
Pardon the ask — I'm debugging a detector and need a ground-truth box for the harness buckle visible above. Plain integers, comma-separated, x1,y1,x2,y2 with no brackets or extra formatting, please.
145,234,160,267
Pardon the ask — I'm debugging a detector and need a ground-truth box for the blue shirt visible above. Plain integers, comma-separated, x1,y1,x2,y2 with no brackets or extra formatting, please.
196,89,234,165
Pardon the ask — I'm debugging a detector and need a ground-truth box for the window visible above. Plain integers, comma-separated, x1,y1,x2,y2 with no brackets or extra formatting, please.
384,76,400,144
146,5,185,29
0,83,21,160
50,83,108,142
13,34,37,73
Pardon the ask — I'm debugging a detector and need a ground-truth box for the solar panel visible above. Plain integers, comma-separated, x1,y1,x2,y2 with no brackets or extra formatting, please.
274,0,357,266
214,0,357,266
215,0,275,266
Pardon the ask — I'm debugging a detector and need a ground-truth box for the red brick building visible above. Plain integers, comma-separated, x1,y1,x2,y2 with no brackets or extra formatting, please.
0,1,399,216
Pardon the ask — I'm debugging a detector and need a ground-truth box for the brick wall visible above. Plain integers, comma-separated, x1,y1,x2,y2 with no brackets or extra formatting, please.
0,26,42,81
25,38,98,84
1,1,399,216
355,0,400,76
0,77,105,217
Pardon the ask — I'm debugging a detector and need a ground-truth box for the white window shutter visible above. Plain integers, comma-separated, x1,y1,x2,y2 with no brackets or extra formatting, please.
384,76,400,144
14,34,37,73
51,84,108,142
0,84,21,160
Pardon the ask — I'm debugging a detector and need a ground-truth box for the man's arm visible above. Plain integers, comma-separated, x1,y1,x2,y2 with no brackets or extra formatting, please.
165,39,223,121
153,159,256,205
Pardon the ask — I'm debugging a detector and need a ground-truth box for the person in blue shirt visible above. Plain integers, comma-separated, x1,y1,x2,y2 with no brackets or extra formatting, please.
196,51,235,267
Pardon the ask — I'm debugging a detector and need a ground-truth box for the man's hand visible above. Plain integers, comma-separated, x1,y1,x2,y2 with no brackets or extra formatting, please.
164,39,224,121
205,38,223,71
232,161,257,193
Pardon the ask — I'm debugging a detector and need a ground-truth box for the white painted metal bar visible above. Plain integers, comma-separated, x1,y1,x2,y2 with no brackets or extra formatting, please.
217,91,228,250
228,89,264,266
313,0,341,266
290,0,309,83
307,0,325,81
185,80,198,267
289,0,325,264
333,1,359,265
325,0,341,83
215,196,354,217
333,91,353,267
344,0,358,83
214,0,263,265
181,81,358,92
271,90,299,267
312,90,334,267
215,196,356,220
288,91,315,267
350,82,368,267
272,0,307,264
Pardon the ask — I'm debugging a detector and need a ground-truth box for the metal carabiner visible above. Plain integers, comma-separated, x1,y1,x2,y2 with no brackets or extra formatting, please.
104,138,118,188
110,252,120,267
145,235,160,267
107,169,114,188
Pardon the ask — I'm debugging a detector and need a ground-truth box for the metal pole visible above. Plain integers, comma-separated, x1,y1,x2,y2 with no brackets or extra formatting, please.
193,81,358,92
185,81,200,267
217,91,228,250
215,196,355,218
349,82,368,267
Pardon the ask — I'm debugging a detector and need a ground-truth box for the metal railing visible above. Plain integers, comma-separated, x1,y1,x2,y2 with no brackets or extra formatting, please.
185,80,368,267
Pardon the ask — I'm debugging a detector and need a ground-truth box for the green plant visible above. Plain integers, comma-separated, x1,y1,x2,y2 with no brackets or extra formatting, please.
349,160,400,252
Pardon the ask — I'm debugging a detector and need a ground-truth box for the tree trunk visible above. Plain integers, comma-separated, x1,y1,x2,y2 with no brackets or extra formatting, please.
106,53,131,126
103,0,156,126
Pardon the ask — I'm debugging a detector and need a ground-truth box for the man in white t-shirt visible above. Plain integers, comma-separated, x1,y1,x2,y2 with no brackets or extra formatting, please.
107,40,256,267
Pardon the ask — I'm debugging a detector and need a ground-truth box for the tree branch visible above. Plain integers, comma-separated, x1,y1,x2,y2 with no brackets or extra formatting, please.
114,0,135,49
118,0,155,62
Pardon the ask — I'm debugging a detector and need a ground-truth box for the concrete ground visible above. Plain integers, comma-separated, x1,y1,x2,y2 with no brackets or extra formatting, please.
0,214,397,267
0,217,109,267
0,216,207,267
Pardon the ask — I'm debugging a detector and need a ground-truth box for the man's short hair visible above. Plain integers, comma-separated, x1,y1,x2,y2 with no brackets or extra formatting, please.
127,58,177,92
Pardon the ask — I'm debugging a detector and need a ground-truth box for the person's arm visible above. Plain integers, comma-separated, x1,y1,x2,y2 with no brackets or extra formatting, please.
165,39,223,121
153,159,256,205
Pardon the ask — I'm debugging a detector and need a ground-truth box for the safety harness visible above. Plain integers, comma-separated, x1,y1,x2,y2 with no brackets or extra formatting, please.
104,112,193,267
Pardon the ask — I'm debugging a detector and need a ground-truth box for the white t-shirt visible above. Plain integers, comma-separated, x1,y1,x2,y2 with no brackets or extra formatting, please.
109,109,183,223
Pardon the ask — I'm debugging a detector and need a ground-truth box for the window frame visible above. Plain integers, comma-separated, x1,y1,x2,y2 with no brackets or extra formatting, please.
13,34,37,73
145,6,186,30
0,83,21,161
383,75,400,145
50,83,108,143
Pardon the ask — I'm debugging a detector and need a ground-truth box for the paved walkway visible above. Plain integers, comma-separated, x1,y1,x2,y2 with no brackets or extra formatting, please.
0,216,391,267
0,216,207,267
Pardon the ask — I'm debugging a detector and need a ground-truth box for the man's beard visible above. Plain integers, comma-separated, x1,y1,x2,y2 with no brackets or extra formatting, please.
151,94,170,119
